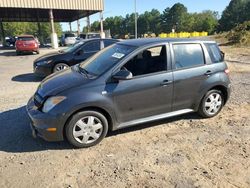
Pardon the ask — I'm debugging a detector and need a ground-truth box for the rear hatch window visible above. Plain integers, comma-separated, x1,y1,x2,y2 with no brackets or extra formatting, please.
17,37,34,41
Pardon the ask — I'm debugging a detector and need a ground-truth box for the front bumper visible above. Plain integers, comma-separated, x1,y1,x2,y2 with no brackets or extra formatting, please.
26,97,65,142
16,47,39,52
33,63,52,77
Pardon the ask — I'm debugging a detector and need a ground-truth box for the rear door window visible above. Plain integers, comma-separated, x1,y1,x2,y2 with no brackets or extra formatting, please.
17,37,34,41
173,43,205,69
205,43,223,63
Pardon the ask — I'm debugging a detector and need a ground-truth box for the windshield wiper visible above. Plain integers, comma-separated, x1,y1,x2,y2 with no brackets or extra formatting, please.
78,65,89,78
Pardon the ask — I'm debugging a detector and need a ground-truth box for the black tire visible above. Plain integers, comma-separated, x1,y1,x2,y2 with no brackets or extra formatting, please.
53,63,69,73
16,51,21,55
65,111,109,148
198,89,224,118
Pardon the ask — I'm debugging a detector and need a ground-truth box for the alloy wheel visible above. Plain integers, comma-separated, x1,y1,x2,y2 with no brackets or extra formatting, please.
73,116,103,144
204,92,222,116
54,63,69,72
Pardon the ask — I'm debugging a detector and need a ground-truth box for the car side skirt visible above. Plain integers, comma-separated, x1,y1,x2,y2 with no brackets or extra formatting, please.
116,109,194,130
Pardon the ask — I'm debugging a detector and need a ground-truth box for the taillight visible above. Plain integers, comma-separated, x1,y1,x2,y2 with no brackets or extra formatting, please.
16,41,21,46
225,69,230,74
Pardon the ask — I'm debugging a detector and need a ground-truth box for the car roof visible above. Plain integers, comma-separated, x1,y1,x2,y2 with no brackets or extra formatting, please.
17,35,34,38
118,38,216,47
81,38,120,42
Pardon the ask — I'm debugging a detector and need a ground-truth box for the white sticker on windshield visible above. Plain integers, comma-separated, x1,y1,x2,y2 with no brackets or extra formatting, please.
112,52,125,59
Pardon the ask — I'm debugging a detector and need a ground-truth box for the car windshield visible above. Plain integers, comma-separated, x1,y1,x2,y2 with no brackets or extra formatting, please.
61,41,84,53
79,44,136,76
17,37,34,41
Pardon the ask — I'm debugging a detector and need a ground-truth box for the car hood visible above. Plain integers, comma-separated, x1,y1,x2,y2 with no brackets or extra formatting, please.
37,67,88,97
35,51,64,62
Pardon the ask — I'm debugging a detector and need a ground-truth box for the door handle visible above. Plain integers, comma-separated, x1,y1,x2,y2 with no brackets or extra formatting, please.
161,80,173,86
204,70,213,76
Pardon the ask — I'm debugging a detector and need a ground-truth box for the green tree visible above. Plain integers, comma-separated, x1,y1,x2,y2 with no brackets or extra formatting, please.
161,3,188,32
219,0,250,31
192,11,218,34
2,22,62,43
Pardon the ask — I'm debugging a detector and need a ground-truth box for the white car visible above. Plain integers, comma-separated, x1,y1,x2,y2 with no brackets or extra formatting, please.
60,33,76,46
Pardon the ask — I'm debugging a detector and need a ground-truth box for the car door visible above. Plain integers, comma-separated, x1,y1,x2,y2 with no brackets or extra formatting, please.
170,42,211,111
74,40,101,64
109,44,174,125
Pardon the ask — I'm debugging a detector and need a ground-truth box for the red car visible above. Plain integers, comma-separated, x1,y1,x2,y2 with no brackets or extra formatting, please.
15,35,39,55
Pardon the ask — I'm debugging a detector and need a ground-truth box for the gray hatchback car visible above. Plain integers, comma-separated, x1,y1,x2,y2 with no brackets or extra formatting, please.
27,38,231,148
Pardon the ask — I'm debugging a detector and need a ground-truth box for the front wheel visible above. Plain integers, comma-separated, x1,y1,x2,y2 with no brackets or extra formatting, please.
65,111,109,148
198,90,224,118
53,63,69,73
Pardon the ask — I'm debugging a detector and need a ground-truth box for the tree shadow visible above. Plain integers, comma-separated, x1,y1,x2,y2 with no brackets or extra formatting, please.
12,73,43,82
0,51,17,57
218,41,235,46
0,49,38,57
0,106,71,153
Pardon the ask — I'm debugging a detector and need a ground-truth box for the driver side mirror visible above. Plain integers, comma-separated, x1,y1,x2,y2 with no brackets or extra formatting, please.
112,70,133,81
76,49,84,56
220,51,225,61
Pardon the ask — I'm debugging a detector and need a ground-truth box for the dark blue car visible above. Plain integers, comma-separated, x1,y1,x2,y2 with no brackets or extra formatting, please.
33,38,119,77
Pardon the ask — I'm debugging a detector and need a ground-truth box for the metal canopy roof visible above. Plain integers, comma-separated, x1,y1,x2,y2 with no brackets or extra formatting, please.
0,0,104,22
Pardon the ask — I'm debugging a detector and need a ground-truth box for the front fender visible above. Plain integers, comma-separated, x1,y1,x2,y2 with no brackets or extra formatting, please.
50,84,116,129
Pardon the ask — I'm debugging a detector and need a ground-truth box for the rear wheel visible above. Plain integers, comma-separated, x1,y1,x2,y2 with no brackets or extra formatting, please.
65,111,108,148
198,90,224,118
53,63,69,73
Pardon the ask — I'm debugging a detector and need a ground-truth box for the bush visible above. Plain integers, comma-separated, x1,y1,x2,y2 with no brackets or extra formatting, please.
226,21,250,46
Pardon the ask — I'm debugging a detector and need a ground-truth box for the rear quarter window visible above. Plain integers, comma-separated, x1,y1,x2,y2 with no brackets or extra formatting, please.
205,43,223,63
104,40,117,47
173,43,205,69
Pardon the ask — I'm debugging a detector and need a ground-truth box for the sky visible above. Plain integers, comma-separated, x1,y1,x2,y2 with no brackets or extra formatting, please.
62,0,231,32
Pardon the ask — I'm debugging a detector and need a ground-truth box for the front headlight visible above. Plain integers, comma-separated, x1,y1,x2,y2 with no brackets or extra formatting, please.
36,60,52,66
42,96,66,113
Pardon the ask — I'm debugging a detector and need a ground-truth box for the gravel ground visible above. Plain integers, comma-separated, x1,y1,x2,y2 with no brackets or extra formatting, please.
0,46,249,188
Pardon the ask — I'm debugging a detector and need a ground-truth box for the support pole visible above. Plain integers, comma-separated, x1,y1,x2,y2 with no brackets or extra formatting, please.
87,16,90,33
134,0,138,39
37,22,44,45
69,22,72,32
100,11,105,38
0,20,5,46
77,20,81,36
49,9,58,49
